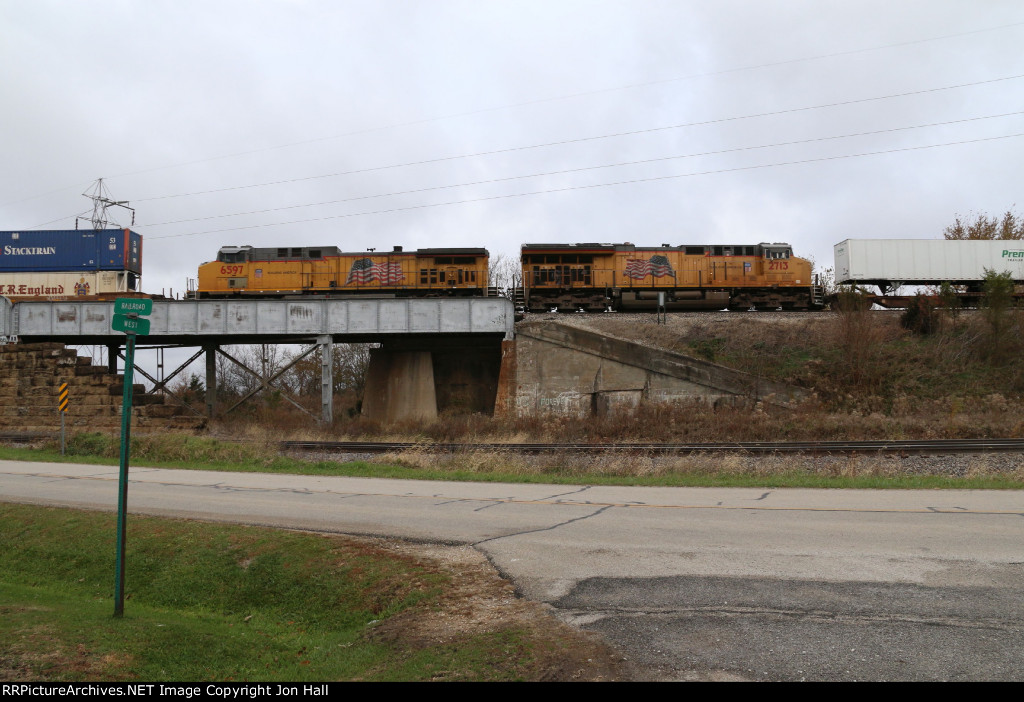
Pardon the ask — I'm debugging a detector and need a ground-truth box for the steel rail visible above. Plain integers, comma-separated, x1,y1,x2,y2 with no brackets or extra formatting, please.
0,432,49,444
279,438,1024,456
4,433,1021,455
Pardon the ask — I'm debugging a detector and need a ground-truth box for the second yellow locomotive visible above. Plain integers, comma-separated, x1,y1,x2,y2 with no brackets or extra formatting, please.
522,242,820,312
194,245,488,298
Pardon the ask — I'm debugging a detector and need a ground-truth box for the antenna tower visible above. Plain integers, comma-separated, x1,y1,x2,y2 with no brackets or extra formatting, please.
76,178,135,231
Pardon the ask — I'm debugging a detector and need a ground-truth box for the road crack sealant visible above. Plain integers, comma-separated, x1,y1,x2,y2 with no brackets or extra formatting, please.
472,504,615,547
538,485,595,501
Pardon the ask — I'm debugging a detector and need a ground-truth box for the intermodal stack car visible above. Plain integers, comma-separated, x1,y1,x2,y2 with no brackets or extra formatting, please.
0,229,143,300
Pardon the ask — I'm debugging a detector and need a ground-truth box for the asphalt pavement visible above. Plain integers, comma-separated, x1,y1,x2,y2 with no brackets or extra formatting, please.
2,459,1022,681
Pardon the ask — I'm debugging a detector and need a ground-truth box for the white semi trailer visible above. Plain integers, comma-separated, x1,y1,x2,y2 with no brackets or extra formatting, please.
835,239,1024,295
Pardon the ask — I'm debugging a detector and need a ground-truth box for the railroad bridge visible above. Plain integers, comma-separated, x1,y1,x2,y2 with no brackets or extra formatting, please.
0,296,513,424
0,297,807,429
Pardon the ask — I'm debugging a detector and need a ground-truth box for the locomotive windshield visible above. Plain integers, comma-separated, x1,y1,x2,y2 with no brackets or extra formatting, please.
217,246,253,263
760,244,792,259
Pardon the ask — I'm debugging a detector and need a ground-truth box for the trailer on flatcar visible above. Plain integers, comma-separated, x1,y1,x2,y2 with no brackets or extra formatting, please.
834,239,1024,307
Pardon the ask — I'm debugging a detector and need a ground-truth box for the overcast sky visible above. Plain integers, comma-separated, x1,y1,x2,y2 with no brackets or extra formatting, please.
2,0,1022,299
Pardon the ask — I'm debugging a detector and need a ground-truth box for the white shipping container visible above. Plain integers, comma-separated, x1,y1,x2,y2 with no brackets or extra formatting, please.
0,270,134,299
835,239,1024,285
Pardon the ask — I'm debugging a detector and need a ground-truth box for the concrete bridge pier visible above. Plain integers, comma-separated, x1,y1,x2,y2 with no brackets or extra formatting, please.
362,349,437,423
361,339,502,423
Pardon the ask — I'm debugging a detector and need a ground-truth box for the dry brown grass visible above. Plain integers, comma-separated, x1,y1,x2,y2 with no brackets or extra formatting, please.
358,445,1024,482
198,310,1024,446
205,388,1024,446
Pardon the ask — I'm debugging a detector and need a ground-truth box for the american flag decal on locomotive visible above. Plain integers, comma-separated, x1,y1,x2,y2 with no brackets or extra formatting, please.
345,258,405,285
624,255,675,279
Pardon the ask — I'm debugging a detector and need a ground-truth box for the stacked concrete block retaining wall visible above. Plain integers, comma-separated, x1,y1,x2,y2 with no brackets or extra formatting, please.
0,343,205,434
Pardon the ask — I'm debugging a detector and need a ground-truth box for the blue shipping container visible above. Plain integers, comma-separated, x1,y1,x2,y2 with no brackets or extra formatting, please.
0,229,142,274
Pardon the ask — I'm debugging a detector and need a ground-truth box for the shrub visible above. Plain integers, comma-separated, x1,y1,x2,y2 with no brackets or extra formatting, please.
938,281,962,320
980,269,1017,364
901,294,941,335
66,432,115,457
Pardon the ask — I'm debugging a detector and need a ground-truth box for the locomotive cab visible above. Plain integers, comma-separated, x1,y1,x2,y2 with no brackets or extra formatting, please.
216,245,254,263
760,243,792,260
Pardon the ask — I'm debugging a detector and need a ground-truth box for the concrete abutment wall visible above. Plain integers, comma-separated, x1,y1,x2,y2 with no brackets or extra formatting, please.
496,321,807,419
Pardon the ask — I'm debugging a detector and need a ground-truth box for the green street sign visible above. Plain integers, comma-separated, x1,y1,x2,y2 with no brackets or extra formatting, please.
114,298,153,316
112,314,150,335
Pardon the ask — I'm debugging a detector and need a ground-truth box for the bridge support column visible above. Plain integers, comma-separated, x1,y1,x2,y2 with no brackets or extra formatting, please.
107,344,118,374
361,339,502,424
204,343,217,418
319,335,333,425
493,339,518,419
362,349,437,423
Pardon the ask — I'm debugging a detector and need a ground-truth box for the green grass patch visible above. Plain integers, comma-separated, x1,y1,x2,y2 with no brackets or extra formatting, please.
2,440,1023,489
0,504,565,681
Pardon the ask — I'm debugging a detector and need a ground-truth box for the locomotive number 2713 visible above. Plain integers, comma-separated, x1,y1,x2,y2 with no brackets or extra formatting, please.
768,260,789,270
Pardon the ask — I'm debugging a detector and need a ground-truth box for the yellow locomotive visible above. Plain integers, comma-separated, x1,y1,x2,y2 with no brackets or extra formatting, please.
522,242,820,312
194,245,489,298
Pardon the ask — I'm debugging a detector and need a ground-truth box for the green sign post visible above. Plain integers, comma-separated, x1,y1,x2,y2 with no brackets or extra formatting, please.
112,299,151,618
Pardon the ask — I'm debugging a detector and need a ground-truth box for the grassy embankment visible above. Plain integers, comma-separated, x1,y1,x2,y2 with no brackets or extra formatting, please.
0,503,622,682
2,428,1023,489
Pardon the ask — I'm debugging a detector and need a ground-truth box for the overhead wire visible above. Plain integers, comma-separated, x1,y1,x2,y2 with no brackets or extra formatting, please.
92,18,1024,182
131,73,1024,206
145,131,1024,240
5,18,1024,209
24,71,1024,232
137,111,1024,229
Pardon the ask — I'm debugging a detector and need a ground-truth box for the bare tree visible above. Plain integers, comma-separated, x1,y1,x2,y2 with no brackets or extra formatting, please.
280,343,373,406
944,209,1024,240
487,253,522,301
216,344,286,398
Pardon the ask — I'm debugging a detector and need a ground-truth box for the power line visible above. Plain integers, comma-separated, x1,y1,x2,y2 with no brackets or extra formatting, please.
98,19,1024,182
137,111,1024,229
145,131,1024,241
131,73,1024,206
6,18,1023,209
22,213,80,229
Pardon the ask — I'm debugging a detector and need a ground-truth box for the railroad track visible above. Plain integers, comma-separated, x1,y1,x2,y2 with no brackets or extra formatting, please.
279,438,1024,456
4,433,1020,456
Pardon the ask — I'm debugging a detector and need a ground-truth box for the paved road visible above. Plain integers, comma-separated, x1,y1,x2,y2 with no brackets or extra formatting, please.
2,459,1023,681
